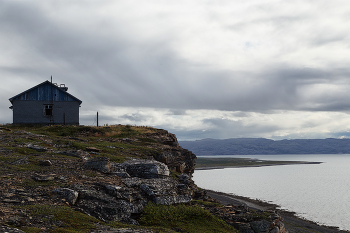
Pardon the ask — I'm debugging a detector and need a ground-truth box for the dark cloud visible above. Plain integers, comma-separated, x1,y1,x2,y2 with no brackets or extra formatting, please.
2,1,350,140
2,1,350,115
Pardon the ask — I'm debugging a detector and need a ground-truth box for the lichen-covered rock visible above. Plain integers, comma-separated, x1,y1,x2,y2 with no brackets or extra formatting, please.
0,226,26,233
250,220,270,233
154,149,196,175
110,162,131,178
121,159,169,179
123,177,192,205
53,188,79,205
39,160,52,166
84,157,110,173
70,184,147,222
57,149,91,160
26,143,47,152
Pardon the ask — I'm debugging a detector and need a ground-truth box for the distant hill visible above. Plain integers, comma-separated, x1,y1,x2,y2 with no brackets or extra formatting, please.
179,138,350,155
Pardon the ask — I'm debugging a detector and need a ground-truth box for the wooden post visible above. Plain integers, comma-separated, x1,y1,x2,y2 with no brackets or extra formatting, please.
97,112,99,127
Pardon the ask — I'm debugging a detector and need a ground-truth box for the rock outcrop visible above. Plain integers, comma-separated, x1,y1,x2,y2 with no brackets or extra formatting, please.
0,126,292,233
54,156,193,223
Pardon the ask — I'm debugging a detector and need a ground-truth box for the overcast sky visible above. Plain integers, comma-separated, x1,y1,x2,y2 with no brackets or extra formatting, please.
1,0,350,140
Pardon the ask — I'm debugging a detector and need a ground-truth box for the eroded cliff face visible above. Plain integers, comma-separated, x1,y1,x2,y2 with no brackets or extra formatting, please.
0,126,199,231
139,130,197,175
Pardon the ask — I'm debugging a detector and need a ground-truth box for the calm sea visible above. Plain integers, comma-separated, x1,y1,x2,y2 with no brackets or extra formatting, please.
192,154,350,231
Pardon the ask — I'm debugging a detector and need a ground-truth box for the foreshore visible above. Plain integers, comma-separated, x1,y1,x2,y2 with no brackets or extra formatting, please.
206,189,349,233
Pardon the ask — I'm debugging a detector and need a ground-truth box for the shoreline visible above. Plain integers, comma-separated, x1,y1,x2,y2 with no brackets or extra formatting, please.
205,189,349,233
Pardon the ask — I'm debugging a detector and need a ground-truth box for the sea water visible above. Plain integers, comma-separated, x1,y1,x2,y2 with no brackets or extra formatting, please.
192,154,350,231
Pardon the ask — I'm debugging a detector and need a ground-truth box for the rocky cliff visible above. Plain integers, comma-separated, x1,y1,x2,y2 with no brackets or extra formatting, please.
0,125,286,233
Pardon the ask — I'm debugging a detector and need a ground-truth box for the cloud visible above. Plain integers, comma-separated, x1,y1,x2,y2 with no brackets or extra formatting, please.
1,1,350,140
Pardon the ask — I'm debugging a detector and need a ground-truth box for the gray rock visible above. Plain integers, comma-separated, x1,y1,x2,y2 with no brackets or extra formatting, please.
269,227,280,233
39,160,52,166
139,184,155,196
110,162,130,178
11,157,29,165
70,184,147,222
123,177,192,205
152,195,192,205
33,175,54,181
84,157,110,173
250,220,270,233
178,173,190,184
154,148,196,174
103,184,123,196
121,159,169,179
53,188,79,205
57,149,91,160
0,226,26,233
26,143,48,152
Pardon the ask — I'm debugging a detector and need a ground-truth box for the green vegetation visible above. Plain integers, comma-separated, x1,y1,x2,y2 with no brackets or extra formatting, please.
191,200,222,207
139,203,238,233
6,124,157,138
20,178,61,188
18,205,100,233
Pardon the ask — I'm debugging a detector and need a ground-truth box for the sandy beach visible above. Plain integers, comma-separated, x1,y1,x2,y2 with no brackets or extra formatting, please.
206,189,349,233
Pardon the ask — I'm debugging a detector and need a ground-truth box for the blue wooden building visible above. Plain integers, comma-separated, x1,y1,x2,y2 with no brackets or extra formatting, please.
9,80,82,125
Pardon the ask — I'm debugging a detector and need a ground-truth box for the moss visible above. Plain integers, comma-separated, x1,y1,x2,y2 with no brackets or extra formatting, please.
69,141,87,151
17,227,43,233
20,179,61,188
13,147,38,155
191,200,222,207
19,205,100,233
139,203,238,233
137,138,158,144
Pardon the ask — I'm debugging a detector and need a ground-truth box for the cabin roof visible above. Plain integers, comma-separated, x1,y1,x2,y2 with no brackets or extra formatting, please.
9,80,82,104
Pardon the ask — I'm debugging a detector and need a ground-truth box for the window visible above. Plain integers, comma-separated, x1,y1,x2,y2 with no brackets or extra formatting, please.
44,105,53,116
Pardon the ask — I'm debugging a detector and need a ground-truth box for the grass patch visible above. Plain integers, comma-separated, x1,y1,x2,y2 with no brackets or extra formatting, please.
139,203,238,233
98,153,126,163
0,155,20,163
17,227,43,233
18,205,100,233
13,147,38,155
20,178,61,188
137,138,158,144
70,141,87,151
191,200,222,207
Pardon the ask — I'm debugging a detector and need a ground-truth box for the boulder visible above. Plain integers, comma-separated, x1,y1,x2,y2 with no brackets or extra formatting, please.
123,177,192,205
110,162,131,178
70,184,147,222
154,149,196,175
39,160,52,166
250,220,270,233
84,157,110,173
53,188,79,205
121,159,169,179
26,143,47,152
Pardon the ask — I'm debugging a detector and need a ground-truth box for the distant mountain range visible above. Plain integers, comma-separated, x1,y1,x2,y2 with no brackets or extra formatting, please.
179,138,350,155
